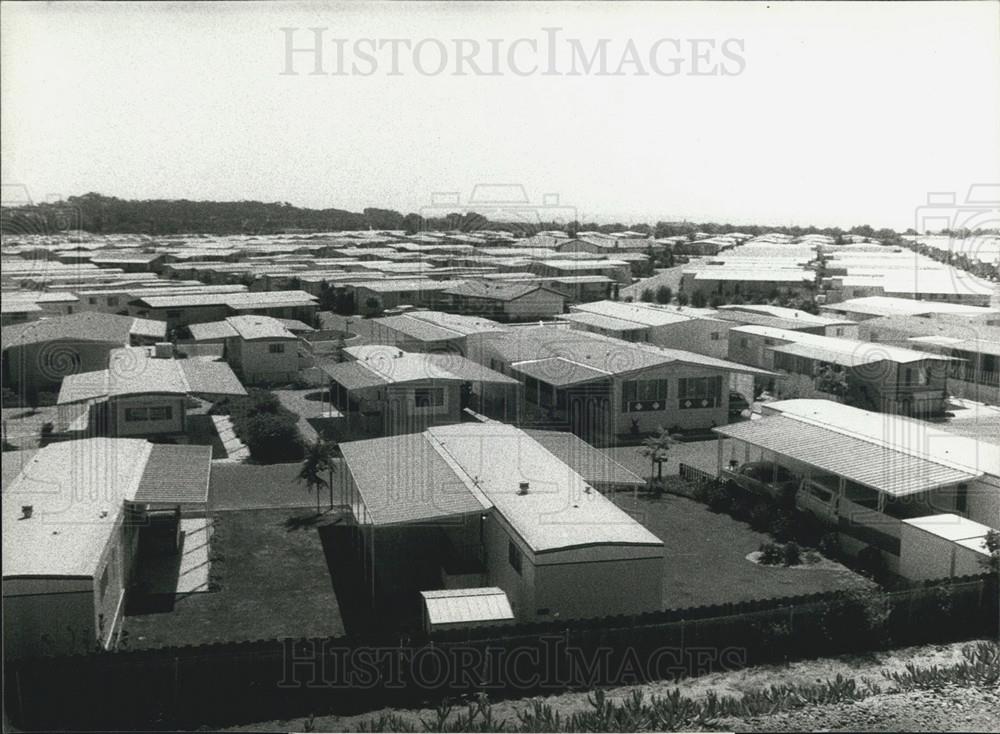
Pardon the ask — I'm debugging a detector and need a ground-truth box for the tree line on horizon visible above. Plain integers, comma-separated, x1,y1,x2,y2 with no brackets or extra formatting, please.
0,192,910,242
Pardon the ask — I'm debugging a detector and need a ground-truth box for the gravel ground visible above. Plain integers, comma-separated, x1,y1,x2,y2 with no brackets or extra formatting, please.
224,640,997,732
716,685,1000,732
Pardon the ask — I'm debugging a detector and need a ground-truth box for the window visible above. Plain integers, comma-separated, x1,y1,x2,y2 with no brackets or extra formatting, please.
107,297,119,307
124,407,148,421
739,337,749,348
148,406,173,421
835,328,844,337
678,376,723,409
508,540,522,575
88,297,98,305
99,565,110,600
166,310,182,319
710,332,720,341
413,387,445,408
268,343,286,354
621,379,668,412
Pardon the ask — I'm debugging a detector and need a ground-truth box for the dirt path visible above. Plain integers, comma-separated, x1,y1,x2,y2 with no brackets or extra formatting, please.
224,640,997,732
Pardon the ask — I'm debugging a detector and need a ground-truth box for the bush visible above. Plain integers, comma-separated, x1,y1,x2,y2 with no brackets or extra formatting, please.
782,541,801,566
759,542,784,565
242,412,303,463
654,285,672,304
819,532,841,559
639,288,654,303
749,501,772,532
856,546,884,578
694,479,734,513
768,510,794,542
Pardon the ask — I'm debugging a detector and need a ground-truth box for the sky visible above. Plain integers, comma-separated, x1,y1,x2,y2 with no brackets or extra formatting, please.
2,1,999,230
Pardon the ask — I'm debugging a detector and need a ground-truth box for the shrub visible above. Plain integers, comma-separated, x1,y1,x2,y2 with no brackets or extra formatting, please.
856,545,884,578
694,479,734,513
242,412,303,463
819,532,841,559
639,288,654,303
759,542,784,565
782,541,801,566
768,510,794,542
749,501,772,532
654,285,672,304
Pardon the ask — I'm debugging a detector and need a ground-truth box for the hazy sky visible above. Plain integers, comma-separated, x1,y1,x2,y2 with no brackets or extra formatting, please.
2,1,999,229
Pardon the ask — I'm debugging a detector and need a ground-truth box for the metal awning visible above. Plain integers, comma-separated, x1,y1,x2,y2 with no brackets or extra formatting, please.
512,357,610,388
714,415,980,497
134,445,212,504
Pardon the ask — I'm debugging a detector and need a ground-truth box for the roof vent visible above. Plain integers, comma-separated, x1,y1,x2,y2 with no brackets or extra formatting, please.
517,481,530,495
21,505,33,519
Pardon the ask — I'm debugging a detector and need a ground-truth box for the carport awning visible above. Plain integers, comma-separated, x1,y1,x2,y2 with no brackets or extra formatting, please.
320,361,387,390
134,445,212,504
714,416,980,497
512,358,610,388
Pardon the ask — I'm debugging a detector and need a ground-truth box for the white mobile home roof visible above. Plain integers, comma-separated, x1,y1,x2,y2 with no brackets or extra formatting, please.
715,416,979,497
427,423,662,553
763,399,1000,478
422,587,515,627
3,440,212,578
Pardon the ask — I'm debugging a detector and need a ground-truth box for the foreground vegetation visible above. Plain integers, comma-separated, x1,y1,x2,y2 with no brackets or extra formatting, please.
344,641,998,732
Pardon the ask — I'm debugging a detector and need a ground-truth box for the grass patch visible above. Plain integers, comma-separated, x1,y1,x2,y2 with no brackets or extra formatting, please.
121,508,344,649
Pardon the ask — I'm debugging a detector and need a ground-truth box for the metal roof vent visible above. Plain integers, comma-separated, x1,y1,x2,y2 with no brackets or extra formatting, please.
517,481,529,496
21,505,33,520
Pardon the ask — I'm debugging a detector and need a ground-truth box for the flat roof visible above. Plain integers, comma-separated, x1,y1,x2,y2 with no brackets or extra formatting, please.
225,315,296,340
58,352,246,403
715,415,979,497
764,398,1000,478
557,311,649,333
3,439,212,578
902,513,993,544
134,444,212,504
512,357,611,388
340,432,490,525
522,429,644,487
421,587,515,627
824,296,1000,318
341,345,517,386
489,327,773,382
731,325,951,365
571,300,698,327
188,321,239,341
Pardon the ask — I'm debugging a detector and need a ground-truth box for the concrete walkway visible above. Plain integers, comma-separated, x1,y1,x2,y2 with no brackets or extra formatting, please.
210,415,249,462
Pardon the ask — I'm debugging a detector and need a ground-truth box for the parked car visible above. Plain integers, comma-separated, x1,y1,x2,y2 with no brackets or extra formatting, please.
728,391,751,416
725,461,800,501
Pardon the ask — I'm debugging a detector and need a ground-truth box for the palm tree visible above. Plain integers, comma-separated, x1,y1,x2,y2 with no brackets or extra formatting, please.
639,426,680,488
298,439,335,514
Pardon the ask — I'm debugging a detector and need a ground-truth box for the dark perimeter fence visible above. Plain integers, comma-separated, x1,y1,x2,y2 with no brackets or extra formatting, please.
4,573,997,731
